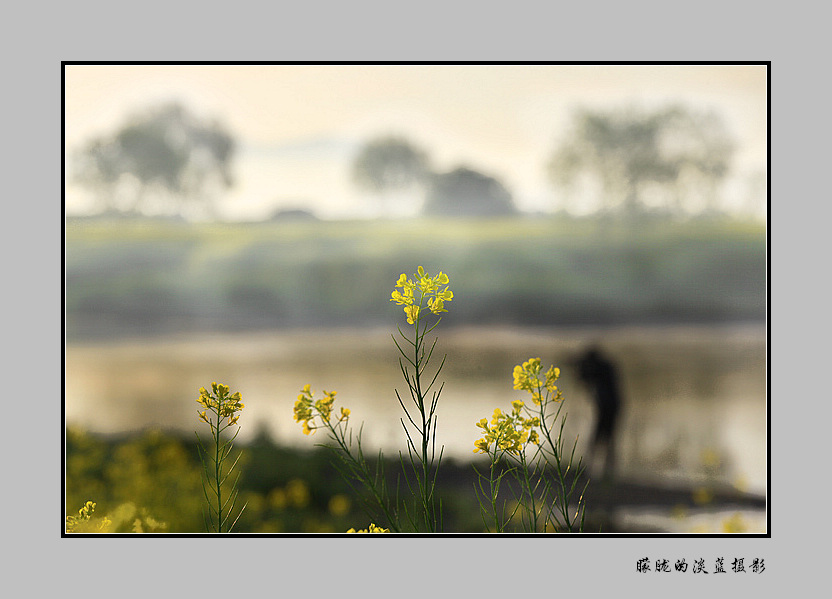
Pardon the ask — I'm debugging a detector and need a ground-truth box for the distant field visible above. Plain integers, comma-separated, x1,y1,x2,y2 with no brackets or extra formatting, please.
64,215,767,340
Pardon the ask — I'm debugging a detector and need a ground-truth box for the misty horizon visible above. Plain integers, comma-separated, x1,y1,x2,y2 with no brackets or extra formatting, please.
64,64,768,222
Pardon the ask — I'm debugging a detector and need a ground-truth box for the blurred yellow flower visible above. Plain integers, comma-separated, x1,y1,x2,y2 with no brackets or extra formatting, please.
721,512,748,533
692,486,714,505
671,504,688,520
733,475,749,493
700,447,721,468
268,488,288,510
286,479,310,508
328,494,351,517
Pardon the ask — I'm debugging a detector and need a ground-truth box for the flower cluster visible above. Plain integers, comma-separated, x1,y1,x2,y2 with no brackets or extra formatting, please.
346,523,390,533
197,382,245,425
293,384,350,436
390,266,453,324
65,500,113,533
65,500,96,532
473,358,564,455
512,358,563,405
473,399,541,455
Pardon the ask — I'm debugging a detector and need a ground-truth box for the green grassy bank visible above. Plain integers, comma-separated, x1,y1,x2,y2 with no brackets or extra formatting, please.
65,215,767,340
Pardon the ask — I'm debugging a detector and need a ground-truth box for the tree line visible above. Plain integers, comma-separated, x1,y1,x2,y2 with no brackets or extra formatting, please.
71,101,742,220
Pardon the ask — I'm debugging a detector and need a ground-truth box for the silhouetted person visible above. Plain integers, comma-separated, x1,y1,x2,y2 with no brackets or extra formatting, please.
576,346,622,481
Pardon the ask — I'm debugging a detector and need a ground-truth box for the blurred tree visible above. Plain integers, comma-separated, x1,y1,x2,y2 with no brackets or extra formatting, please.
663,107,735,214
423,166,516,217
72,103,235,219
351,135,431,217
547,104,734,217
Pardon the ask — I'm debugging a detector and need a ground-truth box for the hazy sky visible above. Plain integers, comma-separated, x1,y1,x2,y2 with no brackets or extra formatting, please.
64,63,768,219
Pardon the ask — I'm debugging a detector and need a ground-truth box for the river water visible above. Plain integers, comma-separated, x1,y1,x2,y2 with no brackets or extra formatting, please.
65,323,767,500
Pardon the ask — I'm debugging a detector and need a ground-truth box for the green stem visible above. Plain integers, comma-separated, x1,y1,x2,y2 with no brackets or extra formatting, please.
519,451,538,532
412,326,426,530
414,318,431,530
491,458,501,532
214,418,223,532
326,418,401,533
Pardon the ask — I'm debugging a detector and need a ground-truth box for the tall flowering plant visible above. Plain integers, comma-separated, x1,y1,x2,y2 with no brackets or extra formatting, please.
293,266,453,533
473,358,587,532
293,383,402,531
389,266,453,533
195,382,247,533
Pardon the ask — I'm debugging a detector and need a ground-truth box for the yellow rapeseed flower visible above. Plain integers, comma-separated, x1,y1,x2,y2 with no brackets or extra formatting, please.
347,523,390,533
473,438,490,453
428,297,446,314
197,382,244,425
491,408,503,425
404,304,420,324
391,267,453,324
475,359,570,458
390,288,414,306
315,390,337,422
294,385,350,436
512,358,563,405
476,403,539,456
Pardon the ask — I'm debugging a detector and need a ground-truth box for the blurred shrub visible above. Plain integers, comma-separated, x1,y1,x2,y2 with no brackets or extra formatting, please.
66,427,204,532
65,427,485,533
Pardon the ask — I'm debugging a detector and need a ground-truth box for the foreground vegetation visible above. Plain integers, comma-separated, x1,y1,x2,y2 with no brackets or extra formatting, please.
64,425,765,534
65,425,528,534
